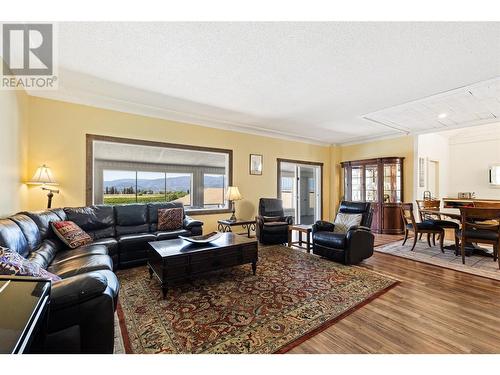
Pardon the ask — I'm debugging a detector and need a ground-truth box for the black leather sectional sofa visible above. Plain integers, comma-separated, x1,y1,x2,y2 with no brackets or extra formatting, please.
0,201,203,353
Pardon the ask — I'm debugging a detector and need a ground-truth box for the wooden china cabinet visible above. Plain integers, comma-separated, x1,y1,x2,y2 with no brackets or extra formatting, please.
341,157,404,234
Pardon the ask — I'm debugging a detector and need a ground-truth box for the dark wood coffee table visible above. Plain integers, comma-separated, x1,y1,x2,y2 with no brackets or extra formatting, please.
147,232,258,299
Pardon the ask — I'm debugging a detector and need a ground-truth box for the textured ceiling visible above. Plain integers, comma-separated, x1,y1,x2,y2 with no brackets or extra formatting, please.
28,22,500,145
363,78,500,133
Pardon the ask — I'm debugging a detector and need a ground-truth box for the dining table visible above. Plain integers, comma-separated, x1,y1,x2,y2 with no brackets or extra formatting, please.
419,207,494,257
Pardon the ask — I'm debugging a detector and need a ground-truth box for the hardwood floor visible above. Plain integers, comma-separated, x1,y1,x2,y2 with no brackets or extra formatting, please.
289,250,500,353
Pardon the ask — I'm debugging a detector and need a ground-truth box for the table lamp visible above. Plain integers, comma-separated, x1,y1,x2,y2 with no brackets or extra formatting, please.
28,164,59,208
226,186,242,222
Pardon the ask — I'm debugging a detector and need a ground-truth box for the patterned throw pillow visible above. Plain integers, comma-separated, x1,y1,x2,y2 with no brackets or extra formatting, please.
333,213,363,234
0,246,61,281
51,221,93,249
158,208,184,231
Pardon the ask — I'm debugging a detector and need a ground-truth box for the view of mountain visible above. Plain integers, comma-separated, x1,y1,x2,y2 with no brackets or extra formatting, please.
103,175,224,193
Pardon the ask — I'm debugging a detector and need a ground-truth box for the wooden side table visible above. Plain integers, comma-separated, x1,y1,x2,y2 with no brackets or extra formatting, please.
217,219,257,238
288,224,313,253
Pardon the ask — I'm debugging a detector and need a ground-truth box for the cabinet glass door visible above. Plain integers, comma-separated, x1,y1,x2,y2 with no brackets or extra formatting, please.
365,165,378,202
351,166,363,201
383,163,401,203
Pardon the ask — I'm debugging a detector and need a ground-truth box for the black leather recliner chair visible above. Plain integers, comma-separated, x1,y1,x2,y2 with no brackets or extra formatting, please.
312,201,374,265
256,198,293,244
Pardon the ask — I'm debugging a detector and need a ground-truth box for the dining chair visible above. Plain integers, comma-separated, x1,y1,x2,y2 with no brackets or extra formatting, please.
415,199,460,246
456,207,500,267
400,203,445,252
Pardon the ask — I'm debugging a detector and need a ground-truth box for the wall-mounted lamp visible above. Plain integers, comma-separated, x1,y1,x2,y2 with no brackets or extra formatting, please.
27,164,59,208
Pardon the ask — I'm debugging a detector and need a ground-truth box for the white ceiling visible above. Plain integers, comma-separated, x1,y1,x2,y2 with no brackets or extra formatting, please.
28,22,500,145
94,141,227,167
363,78,500,133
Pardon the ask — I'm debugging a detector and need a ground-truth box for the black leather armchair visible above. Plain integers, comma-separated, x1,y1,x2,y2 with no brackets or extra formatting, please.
256,198,293,244
312,201,374,265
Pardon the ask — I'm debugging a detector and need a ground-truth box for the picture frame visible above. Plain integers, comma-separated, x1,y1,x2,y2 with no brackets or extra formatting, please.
249,154,263,175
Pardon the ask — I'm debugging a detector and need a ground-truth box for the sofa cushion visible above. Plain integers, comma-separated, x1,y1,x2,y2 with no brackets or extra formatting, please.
262,221,289,234
51,221,93,249
115,204,149,235
154,229,190,241
0,218,30,257
64,205,115,239
23,210,62,240
158,207,184,231
333,213,362,234
313,231,346,248
27,239,62,269
91,237,118,254
47,254,113,279
118,233,156,244
9,214,42,251
52,244,108,265
148,202,184,231
262,216,282,223
0,246,60,281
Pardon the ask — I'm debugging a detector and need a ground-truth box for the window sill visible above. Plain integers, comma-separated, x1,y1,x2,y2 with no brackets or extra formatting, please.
186,208,232,216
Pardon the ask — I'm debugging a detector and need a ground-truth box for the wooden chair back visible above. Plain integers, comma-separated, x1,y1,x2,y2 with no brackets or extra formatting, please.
400,203,416,229
459,207,500,242
415,199,440,221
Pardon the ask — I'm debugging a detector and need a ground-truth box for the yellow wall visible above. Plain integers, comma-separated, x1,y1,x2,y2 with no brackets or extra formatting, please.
339,136,415,203
0,89,28,216
26,96,332,231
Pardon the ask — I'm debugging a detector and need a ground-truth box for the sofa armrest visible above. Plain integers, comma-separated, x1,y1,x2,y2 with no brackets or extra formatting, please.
312,220,335,233
50,272,108,311
183,215,203,229
47,272,116,353
281,216,293,225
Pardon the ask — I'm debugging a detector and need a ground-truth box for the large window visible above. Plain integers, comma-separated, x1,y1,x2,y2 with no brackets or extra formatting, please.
88,135,232,213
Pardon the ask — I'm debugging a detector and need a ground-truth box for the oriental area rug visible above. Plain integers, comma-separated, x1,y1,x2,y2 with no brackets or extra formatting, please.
116,245,398,354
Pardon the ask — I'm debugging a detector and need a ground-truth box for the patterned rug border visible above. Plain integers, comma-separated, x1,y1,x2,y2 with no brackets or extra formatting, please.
115,260,400,354
374,246,500,283
117,301,133,354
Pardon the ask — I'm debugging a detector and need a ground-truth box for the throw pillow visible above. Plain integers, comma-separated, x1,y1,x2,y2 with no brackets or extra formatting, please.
333,213,363,234
0,247,61,281
158,207,184,231
51,221,93,249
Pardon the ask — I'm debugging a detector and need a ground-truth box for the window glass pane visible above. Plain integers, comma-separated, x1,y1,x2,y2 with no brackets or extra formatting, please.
203,174,225,208
103,170,137,204
93,140,230,211
137,172,166,203
166,173,192,207
281,176,295,210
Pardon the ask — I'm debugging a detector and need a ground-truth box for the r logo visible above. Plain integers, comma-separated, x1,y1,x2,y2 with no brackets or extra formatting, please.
2,24,53,76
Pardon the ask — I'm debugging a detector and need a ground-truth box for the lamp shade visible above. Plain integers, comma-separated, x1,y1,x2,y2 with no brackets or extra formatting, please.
225,186,242,201
28,164,58,185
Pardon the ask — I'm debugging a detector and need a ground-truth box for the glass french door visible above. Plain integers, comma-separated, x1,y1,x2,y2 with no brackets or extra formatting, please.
278,161,322,225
